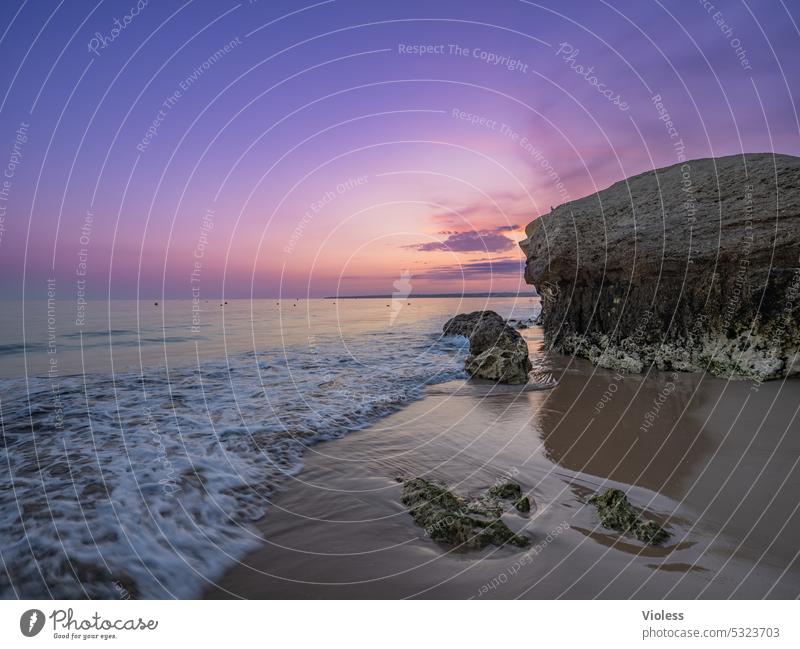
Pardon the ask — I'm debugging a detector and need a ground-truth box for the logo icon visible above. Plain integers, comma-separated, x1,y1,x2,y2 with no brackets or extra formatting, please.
390,270,413,325
20,609,45,637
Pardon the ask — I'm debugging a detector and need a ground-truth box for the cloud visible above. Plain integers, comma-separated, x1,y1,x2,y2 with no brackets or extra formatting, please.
414,259,525,280
406,226,518,253
467,255,515,262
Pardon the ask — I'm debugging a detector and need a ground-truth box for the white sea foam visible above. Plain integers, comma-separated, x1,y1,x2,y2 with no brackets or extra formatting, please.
0,326,468,598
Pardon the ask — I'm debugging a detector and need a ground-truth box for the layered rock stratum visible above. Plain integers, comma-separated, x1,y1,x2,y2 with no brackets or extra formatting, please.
520,153,800,380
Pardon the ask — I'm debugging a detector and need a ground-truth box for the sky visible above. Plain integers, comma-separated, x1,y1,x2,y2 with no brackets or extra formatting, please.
0,0,798,299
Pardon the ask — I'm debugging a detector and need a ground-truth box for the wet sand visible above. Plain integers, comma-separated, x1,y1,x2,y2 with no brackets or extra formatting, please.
206,330,800,599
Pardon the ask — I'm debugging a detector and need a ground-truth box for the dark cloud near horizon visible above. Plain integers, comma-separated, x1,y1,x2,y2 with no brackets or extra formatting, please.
406,226,518,253
414,259,525,280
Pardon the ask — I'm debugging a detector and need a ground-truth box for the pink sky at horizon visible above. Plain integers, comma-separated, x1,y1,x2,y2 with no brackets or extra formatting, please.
1,0,798,299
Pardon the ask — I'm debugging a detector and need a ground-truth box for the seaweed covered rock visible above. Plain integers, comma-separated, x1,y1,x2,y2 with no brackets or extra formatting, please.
488,481,531,513
520,153,800,379
589,488,669,545
442,310,532,384
401,478,530,549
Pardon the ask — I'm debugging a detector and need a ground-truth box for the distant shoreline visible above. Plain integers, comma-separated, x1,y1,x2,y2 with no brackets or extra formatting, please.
325,292,539,299
0,293,539,302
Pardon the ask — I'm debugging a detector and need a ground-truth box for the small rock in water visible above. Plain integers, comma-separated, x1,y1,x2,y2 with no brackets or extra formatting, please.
514,496,531,513
488,481,531,512
442,310,532,384
488,481,522,499
589,488,669,545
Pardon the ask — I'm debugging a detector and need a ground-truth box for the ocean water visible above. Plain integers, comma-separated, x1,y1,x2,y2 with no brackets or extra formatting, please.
0,296,538,598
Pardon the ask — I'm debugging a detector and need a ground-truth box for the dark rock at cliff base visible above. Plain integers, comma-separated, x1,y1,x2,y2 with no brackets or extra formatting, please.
443,311,531,384
520,153,800,380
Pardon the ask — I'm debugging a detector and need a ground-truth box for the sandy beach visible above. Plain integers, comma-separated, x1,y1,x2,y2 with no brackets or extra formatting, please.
207,329,800,599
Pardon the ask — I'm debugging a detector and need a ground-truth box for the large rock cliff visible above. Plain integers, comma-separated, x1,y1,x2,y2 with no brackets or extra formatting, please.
520,153,800,380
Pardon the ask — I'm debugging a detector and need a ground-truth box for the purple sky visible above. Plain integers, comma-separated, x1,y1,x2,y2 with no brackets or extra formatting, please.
0,0,798,299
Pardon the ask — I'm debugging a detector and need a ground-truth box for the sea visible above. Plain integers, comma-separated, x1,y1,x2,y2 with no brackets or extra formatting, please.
0,296,539,598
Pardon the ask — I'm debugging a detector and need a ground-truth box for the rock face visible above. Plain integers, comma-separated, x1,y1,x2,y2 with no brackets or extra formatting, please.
520,153,800,380
443,311,532,384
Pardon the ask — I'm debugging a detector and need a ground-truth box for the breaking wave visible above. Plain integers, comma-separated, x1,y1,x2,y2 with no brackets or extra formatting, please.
0,327,468,598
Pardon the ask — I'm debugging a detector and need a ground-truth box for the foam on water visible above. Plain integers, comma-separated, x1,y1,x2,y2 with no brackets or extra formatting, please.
0,326,468,598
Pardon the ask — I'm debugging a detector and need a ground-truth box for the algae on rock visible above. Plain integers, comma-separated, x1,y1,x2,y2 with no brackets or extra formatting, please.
488,481,532,513
442,311,532,384
401,478,531,549
589,488,669,545
519,153,800,380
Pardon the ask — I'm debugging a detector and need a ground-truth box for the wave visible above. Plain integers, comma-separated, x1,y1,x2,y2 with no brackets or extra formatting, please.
62,329,139,339
0,343,49,356
0,326,468,598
